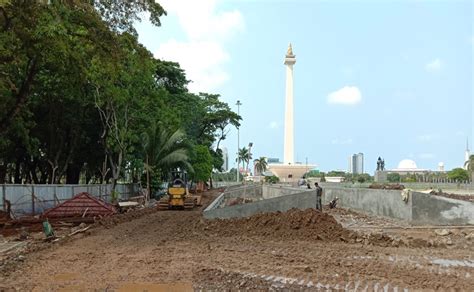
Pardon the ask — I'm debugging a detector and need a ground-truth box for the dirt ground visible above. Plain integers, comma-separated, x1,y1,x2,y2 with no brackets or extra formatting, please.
1,189,474,291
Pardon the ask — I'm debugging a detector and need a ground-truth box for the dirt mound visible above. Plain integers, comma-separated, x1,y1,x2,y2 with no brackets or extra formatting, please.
429,191,474,202
203,208,356,242
369,183,405,190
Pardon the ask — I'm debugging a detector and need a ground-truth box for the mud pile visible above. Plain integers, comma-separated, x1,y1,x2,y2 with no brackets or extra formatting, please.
203,208,355,242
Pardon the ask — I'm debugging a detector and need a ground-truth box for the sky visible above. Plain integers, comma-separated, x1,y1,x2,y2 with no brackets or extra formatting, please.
135,0,474,173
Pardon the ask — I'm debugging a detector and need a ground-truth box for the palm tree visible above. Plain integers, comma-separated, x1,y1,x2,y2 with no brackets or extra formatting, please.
237,147,252,174
254,157,268,176
464,154,474,181
143,123,192,199
237,147,248,172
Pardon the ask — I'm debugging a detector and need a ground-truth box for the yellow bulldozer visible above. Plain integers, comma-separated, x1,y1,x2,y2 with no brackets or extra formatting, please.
157,170,201,210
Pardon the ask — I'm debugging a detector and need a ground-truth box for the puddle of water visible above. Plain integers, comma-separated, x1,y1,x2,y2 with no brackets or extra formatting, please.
431,258,474,268
117,282,193,292
54,273,79,281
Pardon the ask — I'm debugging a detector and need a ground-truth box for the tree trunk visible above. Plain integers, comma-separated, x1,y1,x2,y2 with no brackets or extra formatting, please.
109,151,122,194
66,163,82,184
0,58,38,134
14,160,21,184
0,164,6,184
146,155,150,201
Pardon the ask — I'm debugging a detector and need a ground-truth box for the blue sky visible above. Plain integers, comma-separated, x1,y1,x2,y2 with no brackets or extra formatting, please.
136,0,473,172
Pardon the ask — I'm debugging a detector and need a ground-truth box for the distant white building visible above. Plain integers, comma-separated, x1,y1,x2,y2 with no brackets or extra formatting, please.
438,162,445,172
221,147,229,172
464,138,470,170
389,159,428,175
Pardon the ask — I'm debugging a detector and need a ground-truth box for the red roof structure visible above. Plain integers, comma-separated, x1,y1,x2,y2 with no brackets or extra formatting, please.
43,192,116,218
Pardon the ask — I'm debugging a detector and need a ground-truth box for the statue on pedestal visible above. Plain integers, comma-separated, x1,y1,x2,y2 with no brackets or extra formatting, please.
376,157,386,171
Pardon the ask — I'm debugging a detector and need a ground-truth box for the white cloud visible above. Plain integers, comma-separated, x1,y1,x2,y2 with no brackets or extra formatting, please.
155,0,244,92
331,138,353,145
327,86,362,105
419,153,435,159
425,58,442,72
417,134,439,142
269,121,278,129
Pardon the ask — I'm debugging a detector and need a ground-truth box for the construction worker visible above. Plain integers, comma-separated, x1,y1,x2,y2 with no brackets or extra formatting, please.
314,182,323,211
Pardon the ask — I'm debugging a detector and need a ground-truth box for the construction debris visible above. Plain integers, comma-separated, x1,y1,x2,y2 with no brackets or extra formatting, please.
434,229,452,236
0,200,12,225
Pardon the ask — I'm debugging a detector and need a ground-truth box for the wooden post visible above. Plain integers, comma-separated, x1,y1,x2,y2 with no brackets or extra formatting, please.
53,185,59,205
2,184,5,211
31,185,35,215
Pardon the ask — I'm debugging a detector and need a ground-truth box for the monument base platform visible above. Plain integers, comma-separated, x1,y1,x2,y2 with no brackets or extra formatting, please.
374,171,388,183
268,164,315,183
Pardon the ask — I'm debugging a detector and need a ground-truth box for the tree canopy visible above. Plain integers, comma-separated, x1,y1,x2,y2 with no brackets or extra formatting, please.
0,1,241,187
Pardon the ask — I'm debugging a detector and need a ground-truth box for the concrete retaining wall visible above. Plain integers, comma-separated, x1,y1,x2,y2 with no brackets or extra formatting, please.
203,189,314,219
323,187,412,222
412,192,474,225
262,185,307,199
204,184,474,225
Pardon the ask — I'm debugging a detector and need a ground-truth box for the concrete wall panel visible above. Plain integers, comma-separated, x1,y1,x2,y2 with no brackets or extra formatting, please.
323,187,412,221
412,192,474,225
204,189,314,219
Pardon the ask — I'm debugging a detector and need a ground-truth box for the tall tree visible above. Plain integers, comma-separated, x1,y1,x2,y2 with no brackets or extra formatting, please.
464,154,474,181
143,123,192,198
238,147,251,174
191,145,213,183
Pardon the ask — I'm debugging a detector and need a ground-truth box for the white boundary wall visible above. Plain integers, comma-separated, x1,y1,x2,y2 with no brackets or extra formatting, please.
0,183,140,216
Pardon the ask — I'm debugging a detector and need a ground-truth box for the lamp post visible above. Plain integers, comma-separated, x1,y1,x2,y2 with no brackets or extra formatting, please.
236,100,242,183
248,142,253,176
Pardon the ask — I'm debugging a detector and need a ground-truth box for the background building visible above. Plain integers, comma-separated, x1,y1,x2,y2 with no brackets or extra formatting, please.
267,158,280,164
221,147,229,172
350,153,364,174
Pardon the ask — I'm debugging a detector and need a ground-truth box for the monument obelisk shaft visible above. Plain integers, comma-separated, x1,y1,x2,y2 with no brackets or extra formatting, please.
284,44,296,165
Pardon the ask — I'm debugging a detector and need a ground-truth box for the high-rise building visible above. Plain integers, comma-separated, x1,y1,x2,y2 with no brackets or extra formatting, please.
348,156,353,173
221,147,229,172
350,153,364,174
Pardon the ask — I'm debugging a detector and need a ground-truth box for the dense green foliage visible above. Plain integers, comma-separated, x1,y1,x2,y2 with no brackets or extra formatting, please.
191,145,213,183
387,173,401,183
0,1,240,188
264,175,280,184
447,168,469,182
